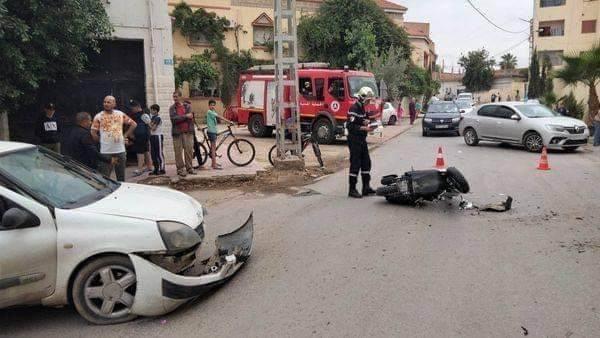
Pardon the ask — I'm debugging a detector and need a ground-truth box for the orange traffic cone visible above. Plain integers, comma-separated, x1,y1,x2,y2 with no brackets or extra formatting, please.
537,147,551,171
434,146,446,169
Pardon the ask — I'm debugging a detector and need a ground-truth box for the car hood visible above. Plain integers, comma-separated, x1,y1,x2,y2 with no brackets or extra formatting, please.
77,183,203,227
536,116,587,127
426,113,460,119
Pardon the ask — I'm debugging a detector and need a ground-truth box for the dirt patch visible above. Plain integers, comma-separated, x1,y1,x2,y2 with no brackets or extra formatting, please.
559,240,600,253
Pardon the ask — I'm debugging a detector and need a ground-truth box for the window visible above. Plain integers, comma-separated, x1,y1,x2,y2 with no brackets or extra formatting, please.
538,50,564,66
496,106,517,119
328,78,345,99
299,78,313,97
477,105,498,117
315,78,325,101
253,26,273,46
540,0,566,7
582,20,597,33
539,20,565,37
189,33,209,46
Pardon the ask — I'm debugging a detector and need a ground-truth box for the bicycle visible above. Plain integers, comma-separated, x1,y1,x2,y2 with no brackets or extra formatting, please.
268,132,324,168
196,124,256,167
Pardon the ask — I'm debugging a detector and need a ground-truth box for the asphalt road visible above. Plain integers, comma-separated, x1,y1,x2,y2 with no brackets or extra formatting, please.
3,126,600,337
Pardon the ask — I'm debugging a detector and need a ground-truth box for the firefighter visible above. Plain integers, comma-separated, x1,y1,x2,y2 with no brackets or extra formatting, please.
347,87,377,198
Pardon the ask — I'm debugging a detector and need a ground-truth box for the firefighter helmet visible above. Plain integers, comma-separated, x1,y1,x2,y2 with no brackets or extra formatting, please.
357,87,375,101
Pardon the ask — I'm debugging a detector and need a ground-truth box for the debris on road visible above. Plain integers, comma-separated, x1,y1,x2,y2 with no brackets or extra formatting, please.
521,326,529,336
460,196,513,213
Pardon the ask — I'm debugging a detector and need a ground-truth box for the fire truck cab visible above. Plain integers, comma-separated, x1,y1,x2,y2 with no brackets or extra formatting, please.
229,63,382,144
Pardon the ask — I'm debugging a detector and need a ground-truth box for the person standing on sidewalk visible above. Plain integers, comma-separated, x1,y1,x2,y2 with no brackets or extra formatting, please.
408,97,417,125
129,100,153,177
206,100,233,170
91,96,137,182
593,112,600,147
149,104,166,175
35,103,62,153
347,87,377,199
169,90,195,177
63,112,104,169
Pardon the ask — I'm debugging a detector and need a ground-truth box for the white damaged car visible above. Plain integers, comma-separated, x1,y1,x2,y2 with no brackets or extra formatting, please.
0,142,253,324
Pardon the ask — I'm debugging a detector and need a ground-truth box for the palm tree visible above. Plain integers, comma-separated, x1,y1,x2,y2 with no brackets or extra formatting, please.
499,53,518,70
555,45,600,125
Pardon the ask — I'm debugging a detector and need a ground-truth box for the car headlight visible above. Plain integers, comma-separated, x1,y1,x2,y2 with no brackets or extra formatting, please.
546,124,566,132
452,117,460,123
158,221,202,252
424,118,433,123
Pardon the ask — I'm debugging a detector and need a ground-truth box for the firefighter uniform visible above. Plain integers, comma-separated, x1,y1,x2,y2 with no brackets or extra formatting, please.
347,100,375,198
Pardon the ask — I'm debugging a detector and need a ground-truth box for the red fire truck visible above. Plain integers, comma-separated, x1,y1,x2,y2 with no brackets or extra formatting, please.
226,63,382,144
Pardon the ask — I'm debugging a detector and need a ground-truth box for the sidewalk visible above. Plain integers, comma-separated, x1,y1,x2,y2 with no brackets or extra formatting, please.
126,118,417,184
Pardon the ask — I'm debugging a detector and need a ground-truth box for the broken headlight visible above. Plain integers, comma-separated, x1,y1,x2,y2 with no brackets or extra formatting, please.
158,221,203,253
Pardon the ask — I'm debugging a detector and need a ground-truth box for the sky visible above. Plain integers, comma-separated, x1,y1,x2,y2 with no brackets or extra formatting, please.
391,0,534,72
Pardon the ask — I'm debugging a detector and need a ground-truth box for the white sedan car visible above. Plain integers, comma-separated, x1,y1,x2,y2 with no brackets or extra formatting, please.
381,102,398,125
0,142,253,324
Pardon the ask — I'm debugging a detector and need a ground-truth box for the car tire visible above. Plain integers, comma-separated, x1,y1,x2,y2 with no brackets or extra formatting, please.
248,114,267,137
523,132,544,152
463,128,479,146
446,167,470,194
72,255,138,325
388,115,397,126
313,118,335,144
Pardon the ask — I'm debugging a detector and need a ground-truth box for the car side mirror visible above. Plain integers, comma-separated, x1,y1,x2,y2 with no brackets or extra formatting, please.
510,114,521,121
1,207,40,230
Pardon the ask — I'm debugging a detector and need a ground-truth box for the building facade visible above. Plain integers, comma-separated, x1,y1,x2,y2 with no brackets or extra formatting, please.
534,0,600,109
403,22,437,72
436,70,527,104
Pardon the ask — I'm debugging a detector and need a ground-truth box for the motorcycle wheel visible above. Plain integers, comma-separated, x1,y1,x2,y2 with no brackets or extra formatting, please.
446,167,470,194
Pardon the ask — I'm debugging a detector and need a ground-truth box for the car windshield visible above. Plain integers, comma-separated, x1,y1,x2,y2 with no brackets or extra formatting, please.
515,104,558,118
349,76,379,98
428,103,459,113
0,147,119,209
456,101,472,109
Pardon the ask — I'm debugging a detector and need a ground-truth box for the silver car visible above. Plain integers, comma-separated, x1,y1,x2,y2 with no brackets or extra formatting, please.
459,102,590,152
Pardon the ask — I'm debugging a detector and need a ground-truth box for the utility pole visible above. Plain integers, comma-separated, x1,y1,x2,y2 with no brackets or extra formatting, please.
273,0,303,168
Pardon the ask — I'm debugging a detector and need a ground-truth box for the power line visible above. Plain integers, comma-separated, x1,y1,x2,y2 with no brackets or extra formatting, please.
493,37,530,58
466,0,530,34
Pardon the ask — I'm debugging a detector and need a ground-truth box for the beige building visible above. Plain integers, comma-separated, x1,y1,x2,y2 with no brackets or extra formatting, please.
403,22,437,72
534,0,600,109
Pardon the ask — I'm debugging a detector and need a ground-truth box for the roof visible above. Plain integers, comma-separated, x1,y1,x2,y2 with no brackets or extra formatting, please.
376,0,407,11
0,141,35,154
403,22,430,37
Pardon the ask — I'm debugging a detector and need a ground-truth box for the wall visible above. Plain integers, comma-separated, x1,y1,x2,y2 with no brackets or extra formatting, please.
105,0,176,162
409,37,435,70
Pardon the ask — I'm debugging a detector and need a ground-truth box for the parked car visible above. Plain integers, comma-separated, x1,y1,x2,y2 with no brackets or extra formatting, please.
456,100,474,115
459,103,590,152
382,102,398,125
0,142,253,324
457,92,474,102
422,101,462,137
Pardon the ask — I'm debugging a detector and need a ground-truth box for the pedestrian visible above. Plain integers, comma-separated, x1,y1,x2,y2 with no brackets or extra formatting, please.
498,93,502,102
62,112,104,169
35,103,62,153
409,97,417,125
491,93,497,102
593,112,600,147
206,99,233,170
91,95,137,182
169,90,195,177
415,99,423,116
148,104,166,175
347,87,377,199
184,100,204,169
507,95,512,102
557,102,568,116
515,90,521,102
128,100,153,177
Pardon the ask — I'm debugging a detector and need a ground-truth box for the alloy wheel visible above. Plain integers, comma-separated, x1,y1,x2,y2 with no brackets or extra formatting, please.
83,265,136,319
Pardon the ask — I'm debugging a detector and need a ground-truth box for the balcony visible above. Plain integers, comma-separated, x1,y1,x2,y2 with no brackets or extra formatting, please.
540,0,565,8
539,20,565,37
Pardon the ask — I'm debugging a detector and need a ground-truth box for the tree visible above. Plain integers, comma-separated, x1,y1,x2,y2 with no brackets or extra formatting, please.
499,53,518,70
554,44,600,125
368,46,408,102
297,0,411,69
0,0,112,139
458,49,495,92
528,49,541,99
175,53,219,93
560,91,585,120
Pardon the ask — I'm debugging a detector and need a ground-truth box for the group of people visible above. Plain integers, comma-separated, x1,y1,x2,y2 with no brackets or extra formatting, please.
35,90,230,182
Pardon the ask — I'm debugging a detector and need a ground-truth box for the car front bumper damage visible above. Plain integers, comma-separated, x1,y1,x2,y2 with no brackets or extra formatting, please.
129,213,253,316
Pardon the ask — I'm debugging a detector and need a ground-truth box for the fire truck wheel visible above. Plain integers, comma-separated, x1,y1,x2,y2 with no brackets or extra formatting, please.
313,118,335,144
249,114,267,137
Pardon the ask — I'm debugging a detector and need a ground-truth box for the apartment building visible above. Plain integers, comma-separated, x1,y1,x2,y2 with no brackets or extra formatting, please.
404,22,437,72
534,0,600,104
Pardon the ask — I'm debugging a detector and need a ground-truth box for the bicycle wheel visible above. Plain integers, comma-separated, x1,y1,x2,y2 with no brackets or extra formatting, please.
268,145,277,166
227,139,256,167
311,142,324,167
195,142,208,166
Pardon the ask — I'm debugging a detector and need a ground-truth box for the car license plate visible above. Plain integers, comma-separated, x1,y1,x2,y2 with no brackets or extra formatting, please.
435,125,449,129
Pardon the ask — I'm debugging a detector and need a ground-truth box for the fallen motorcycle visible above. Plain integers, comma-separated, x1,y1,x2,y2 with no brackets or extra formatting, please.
376,167,470,205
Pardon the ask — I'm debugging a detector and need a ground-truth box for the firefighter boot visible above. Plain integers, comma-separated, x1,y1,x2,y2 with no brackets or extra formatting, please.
349,175,362,198
362,173,376,196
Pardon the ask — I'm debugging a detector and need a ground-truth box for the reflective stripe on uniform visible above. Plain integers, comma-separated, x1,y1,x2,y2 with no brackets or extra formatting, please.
349,173,359,177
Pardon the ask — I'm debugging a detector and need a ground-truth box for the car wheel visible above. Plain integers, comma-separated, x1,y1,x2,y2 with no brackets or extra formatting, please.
72,255,137,325
313,118,335,144
463,128,479,146
248,114,267,137
388,115,397,126
523,132,544,152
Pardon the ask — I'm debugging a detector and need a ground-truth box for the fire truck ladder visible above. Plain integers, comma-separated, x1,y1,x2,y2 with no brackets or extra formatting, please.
273,0,302,164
